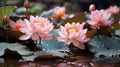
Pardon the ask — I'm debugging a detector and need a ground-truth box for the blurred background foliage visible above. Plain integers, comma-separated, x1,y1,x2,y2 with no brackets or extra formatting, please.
0,0,120,12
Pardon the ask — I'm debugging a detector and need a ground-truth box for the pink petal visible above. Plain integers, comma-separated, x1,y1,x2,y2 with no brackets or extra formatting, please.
9,21,15,30
24,19,31,30
19,28,32,35
83,38,90,42
19,28,27,33
57,37,66,42
31,33,39,40
40,33,54,39
30,16,35,22
80,29,87,36
72,40,85,49
102,20,114,26
90,25,99,29
64,40,72,45
19,35,31,40
86,20,96,25
68,32,75,39
72,40,79,47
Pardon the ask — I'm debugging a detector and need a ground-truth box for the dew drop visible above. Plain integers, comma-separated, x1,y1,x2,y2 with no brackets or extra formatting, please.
42,49,45,51
101,45,104,47
46,44,49,46
94,42,96,44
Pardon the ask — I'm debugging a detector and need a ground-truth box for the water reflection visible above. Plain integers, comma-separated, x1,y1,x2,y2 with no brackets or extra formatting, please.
0,56,118,67
18,62,114,67
0,60,116,67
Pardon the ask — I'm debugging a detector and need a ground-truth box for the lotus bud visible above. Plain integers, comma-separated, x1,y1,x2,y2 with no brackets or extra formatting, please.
24,0,29,8
2,15,10,23
89,4,95,11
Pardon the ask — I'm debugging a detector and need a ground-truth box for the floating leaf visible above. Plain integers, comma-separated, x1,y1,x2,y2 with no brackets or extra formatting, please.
113,13,120,21
88,35,120,63
23,51,63,61
6,29,23,39
115,30,120,36
96,27,113,36
40,7,55,18
0,6,16,26
0,58,4,63
92,57,120,63
23,30,69,61
28,6,43,14
0,43,33,56
85,13,89,20
22,51,47,61
62,13,85,25
39,38,69,57
0,28,23,42
15,7,26,14
87,29,97,38
111,23,120,32
37,29,70,57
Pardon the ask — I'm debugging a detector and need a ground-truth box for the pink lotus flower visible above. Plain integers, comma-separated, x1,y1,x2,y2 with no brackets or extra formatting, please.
9,19,27,31
107,5,120,15
10,19,37,40
18,19,38,40
57,23,90,49
10,16,54,41
30,16,54,39
87,10,113,29
52,7,66,19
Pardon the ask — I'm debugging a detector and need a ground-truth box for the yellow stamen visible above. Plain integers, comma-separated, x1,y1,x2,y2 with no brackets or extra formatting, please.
66,27,79,34
34,21,45,27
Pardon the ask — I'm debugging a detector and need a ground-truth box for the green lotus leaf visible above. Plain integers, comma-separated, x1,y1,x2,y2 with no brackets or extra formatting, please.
40,7,55,18
111,23,120,32
88,35,120,63
62,13,85,26
0,6,16,26
28,6,43,14
0,43,33,56
92,57,120,63
115,30,120,36
38,29,70,57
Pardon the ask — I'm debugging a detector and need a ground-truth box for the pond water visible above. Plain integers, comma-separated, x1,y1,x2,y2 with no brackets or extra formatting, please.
0,1,120,67
0,56,119,67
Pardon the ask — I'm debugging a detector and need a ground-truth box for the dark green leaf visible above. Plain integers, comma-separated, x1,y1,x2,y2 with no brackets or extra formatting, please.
86,29,97,38
92,57,120,63
96,27,113,36
0,43,33,56
111,23,120,32
40,7,55,18
28,6,42,14
88,35,120,57
62,13,85,25
115,30,120,36
38,30,69,57
0,6,16,26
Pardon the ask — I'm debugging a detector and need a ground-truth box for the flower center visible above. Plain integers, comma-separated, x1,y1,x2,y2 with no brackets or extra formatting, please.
15,25,23,30
34,21,45,27
66,27,79,34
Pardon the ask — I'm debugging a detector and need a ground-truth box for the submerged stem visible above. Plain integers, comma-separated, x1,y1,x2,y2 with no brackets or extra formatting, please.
5,30,8,42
